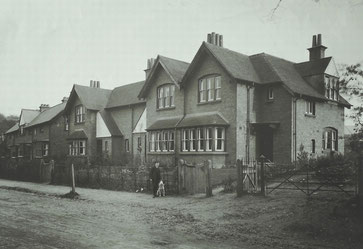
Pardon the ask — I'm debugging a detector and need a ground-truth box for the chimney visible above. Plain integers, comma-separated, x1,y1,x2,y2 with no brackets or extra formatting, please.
206,32,223,47
39,104,50,112
61,97,69,103
145,58,156,79
90,80,100,88
308,34,327,61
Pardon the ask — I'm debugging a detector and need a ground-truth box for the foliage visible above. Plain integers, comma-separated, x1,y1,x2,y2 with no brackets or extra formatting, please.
0,113,18,135
338,63,363,134
311,154,357,183
222,176,236,193
297,143,309,168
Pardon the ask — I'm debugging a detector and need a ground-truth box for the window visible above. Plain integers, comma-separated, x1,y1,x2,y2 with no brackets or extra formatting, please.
198,75,221,103
215,127,225,151
148,130,174,152
137,137,142,147
311,139,315,153
39,126,44,133
322,128,338,151
268,87,274,100
325,76,339,101
305,100,316,115
20,126,24,135
18,145,23,157
157,84,175,109
104,140,108,152
34,128,37,136
42,143,49,157
28,129,33,136
75,105,85,123
69,140,86,156
181,127,225,152
125,139,129,152
64,116,69,131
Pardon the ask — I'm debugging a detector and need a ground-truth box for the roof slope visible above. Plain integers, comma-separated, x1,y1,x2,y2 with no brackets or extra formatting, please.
99,109,123,136
27,102,66,128
73,85,112,110
250,53,325,99
106,81,145,109
138,55,190,98
19,109,40,126
203,42,261,83
295,57,332,76
5,123,19,134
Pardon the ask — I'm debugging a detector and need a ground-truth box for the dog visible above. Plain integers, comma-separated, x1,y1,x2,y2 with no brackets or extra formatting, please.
156,180,165,197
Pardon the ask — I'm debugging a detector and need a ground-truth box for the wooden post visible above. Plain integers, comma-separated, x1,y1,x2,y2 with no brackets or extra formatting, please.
71,163,76,194
205,160,212,197
260,155,266,196
236,159,243,197
358,140,363,216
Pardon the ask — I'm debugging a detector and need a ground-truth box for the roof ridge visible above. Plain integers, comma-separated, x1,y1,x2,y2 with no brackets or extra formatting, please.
74,84,112,91
295,56,332,65
158,55,190,65
204,41,250,58
113,80,145,90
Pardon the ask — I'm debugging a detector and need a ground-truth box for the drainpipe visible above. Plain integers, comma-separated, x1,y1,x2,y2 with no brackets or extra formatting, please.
292,97,298,166
246,84,251,161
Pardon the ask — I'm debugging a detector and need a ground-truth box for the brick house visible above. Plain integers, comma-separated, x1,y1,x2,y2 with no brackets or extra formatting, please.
64,80,146,165
25,99,68,160
139,33,350,167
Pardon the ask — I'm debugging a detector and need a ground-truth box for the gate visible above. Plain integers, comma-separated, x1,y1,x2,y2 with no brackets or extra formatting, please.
178,160,206,194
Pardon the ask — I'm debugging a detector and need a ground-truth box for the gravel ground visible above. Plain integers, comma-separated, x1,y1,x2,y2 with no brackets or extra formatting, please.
0,179,362,249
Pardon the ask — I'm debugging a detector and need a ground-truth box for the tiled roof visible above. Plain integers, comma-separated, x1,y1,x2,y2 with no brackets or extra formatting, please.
19,109,40,126
147,116,183,131
99,109,122,136
72,85,112,111
106,81,145,109
177,112,229,128
27,102,66,128
138,55,190,98
203,42,261,83
250,53,325,99
5,123,19,134
67,130,88,140
294,57,332,76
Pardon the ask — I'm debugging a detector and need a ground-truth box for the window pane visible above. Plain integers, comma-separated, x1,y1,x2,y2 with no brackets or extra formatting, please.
170,85,175,106
215,76,221,100
207,78,215,101
165,86,170,107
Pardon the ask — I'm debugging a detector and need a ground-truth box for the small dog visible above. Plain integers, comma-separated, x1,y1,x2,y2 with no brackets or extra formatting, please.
156,180,165,197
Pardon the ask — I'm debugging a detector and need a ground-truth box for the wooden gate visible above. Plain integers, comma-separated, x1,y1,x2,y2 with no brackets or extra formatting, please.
178,160,207,194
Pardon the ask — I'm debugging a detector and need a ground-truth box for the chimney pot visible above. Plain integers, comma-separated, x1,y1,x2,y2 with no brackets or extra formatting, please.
207,33,212,43
317,34,322,45
219,35,223,47
312,35,317,47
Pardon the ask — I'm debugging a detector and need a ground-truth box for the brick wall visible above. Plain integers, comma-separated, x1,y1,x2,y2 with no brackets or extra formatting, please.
49,114,69,160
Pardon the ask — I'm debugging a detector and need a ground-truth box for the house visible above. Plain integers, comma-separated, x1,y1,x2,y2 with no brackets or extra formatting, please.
25,98,68,160
139,33,350,167
64,80,146,165
5,109,39,160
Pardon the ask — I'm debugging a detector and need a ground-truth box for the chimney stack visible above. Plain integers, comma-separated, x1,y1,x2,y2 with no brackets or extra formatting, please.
61,97,69,103
207,32,223,47
90,80,100,88
308,34,327,61
145,58,156,79
39,104,50,112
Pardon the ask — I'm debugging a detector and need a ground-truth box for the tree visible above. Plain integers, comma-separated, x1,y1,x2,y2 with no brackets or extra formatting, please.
0,113,18,135
339,63,363,134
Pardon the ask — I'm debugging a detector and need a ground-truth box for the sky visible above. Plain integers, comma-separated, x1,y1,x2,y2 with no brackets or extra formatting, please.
0,0,363,117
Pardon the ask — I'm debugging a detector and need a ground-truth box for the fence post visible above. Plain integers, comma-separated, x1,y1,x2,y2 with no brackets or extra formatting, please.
71,164,76,194
358,140,363,216
236,159,243,197
205,160,212,197
260,155,266,196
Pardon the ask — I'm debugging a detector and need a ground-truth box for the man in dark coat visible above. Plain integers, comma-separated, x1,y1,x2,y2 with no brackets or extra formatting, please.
149,162,161,197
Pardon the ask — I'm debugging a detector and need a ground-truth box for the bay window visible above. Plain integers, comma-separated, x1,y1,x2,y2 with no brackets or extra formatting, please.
181,127,225,152
69,140,86,156
149,130,175,152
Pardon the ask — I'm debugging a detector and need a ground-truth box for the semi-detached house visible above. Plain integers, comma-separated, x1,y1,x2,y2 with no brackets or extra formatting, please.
139,33,350,168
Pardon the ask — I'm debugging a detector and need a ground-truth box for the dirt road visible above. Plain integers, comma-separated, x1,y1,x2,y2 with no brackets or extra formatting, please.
0,179,362,249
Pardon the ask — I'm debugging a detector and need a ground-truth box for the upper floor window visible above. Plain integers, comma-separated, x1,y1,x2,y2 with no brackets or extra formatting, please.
324,76,339,101
75,105,85,123
198,75,221,103
64,116,69,131
268,87,274,100
305,100,316,115
157,84,175,109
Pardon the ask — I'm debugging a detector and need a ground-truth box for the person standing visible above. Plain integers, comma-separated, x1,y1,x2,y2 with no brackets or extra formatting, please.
149,162,161,197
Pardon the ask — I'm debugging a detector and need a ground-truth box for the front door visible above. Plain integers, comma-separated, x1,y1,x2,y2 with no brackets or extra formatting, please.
256,127,273,161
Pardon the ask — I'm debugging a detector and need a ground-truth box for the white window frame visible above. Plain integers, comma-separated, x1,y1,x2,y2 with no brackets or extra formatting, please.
157,84,175,109
197,128,204,151
268,87,274,100
182,129,189,152
189,129,196,151
75,105,85,123
215,127,225,151
168,131,175,152
199,79,207,103
42,143,49,157
205,127,213,152
215,76,221,100
125,139,129,152
149,132,155,152
306,100,316,115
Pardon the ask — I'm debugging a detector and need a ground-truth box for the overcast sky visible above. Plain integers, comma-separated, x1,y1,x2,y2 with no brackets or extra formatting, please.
1,0,362,117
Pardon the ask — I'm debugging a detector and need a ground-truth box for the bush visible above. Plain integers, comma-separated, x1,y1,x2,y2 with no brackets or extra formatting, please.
311,154,356,183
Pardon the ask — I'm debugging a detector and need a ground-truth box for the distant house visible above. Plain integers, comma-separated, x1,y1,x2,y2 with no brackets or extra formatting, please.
64,80,146,165
139,33,350,167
